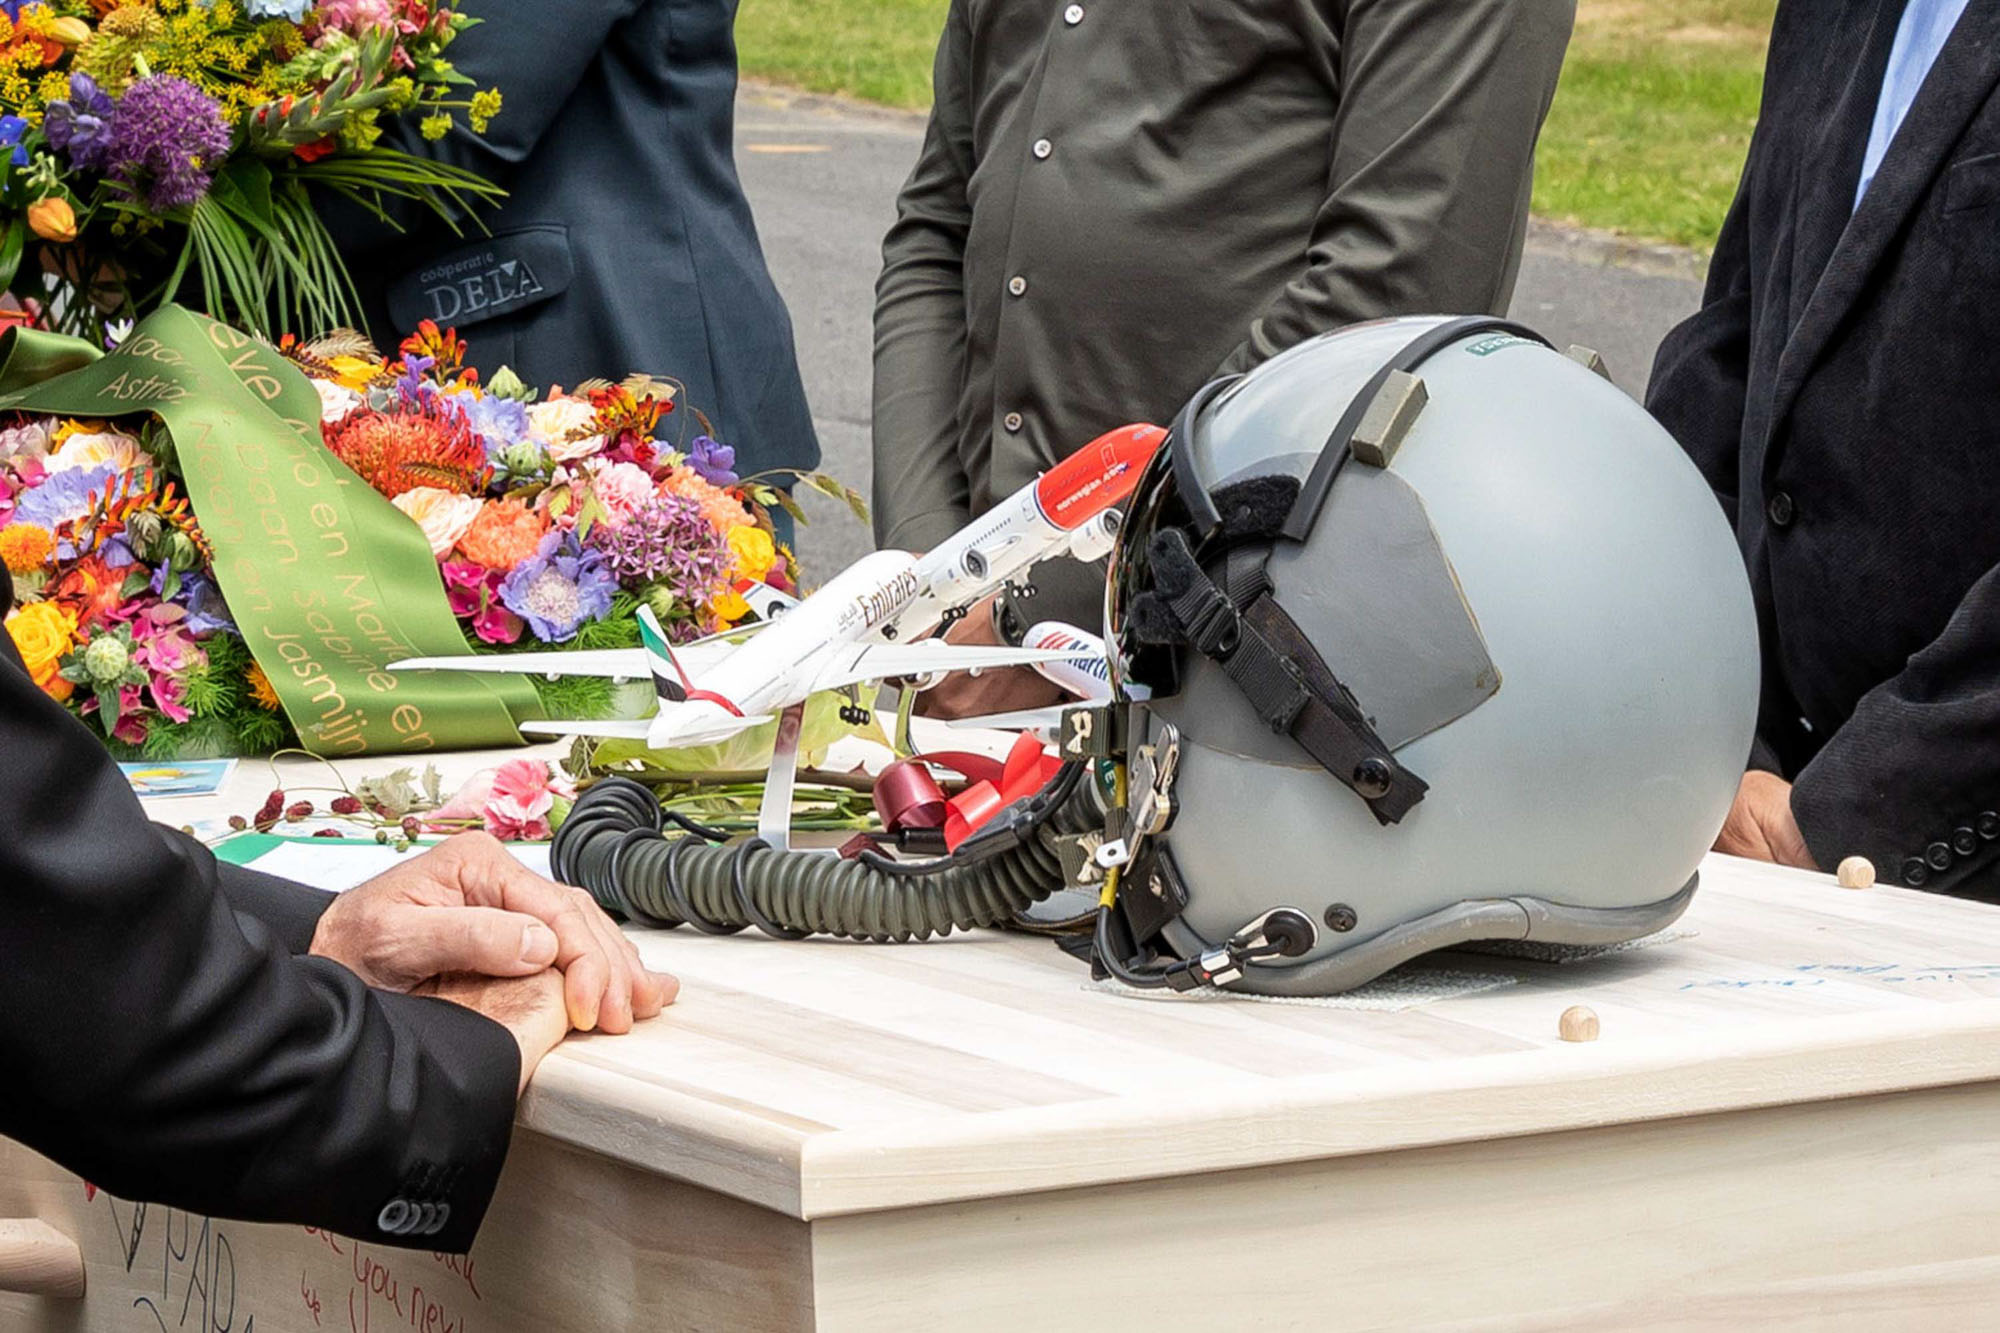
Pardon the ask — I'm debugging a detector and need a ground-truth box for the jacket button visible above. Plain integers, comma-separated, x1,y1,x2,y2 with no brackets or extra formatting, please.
1766,491,1795,528
1954,826,1979,857
426,1203,451,1236
1901,857,1930,887
377,1199,412,1235
1926,841,1953,871
1979,811,2000,840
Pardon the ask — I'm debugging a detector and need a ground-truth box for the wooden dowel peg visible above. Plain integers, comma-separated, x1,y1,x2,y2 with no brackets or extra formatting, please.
1558,1006,1600,1043
1836,857,1876,890
0,1219,85,1298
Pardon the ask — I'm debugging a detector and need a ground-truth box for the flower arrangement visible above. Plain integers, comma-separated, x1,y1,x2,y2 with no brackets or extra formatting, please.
0,0,501,344
1,320,864,758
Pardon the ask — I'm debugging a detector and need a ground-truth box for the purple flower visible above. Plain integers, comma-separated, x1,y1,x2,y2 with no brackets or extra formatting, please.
14,463,113,538
465,393,531,458
585,491,733,603
44,75,116,172
151,569,235,637
498,531,616,643
106,76,231,212
688,435,738,486
0,116,27,169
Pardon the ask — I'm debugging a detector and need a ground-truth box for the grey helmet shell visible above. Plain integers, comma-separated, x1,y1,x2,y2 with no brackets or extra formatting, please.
1117,317,1760,996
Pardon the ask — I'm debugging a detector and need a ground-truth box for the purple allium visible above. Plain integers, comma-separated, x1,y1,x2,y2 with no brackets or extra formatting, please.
688,435,738,486
498,530,617,642
586,491,733,598
105,76,232,212
44,75,116,172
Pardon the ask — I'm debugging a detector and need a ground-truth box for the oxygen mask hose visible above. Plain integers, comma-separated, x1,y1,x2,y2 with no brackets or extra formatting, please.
551,771,1101,943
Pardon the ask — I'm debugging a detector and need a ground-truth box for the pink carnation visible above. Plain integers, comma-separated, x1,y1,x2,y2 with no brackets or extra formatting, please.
585,461,657,529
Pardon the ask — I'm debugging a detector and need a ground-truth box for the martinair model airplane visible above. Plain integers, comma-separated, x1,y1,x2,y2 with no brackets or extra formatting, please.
390,424,1166,753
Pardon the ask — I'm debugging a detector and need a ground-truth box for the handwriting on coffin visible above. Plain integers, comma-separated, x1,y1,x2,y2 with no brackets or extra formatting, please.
100,1196,254,1333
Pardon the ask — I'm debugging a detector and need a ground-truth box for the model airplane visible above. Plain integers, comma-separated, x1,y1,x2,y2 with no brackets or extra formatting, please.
390,423,1166,751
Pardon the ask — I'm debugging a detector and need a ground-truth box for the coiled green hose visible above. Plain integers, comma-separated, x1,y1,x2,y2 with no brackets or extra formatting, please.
551,772,1100,943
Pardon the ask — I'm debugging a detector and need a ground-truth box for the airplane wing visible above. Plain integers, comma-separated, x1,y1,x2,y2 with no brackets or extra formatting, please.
392,638,737,680
393,648,650,679
809,641,1091,693
519,718,654,739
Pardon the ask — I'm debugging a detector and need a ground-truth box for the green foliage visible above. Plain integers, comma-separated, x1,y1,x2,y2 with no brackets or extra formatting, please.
531,670,617,721
735,0,948,108
589,691,881,776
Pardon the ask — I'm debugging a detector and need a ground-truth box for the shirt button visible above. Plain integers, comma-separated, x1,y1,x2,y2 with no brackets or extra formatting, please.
1766,491,1795,528
1901,857,1930,888
1927,840,1953,872
1033,138,1053,160
1004,412,1024,433
1954,826,1979,857
1008,275,1028,297
1064,3,1084,23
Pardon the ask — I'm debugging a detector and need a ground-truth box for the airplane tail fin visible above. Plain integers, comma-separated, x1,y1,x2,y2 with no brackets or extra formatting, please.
637,604,694,704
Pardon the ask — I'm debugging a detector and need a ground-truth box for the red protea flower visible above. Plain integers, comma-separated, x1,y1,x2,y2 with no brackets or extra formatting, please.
324,398,489,498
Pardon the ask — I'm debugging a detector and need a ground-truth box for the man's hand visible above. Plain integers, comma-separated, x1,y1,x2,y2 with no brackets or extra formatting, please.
1715,770,1818,870
915,594,1069,721
416,970,569,1096
310,832,678,1033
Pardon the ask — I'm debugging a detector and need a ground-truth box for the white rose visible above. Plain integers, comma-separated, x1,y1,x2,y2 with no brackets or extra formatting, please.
45,430,151,474
314,379,364,424
0,418,52,462
526,396,605,462
391,486,487,558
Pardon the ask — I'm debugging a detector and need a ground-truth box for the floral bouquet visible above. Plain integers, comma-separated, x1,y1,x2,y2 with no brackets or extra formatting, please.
0,0,501,345
0,319,862,758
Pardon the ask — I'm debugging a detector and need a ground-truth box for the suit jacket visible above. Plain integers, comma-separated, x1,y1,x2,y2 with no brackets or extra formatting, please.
327,0,820,478
0,565,520,1250
1649,0,2000,896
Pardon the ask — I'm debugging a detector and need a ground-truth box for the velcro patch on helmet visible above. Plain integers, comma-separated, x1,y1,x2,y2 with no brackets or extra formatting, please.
1211,475,1302,542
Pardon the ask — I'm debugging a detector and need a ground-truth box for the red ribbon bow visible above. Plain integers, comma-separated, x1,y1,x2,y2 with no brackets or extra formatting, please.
873,732,1066,851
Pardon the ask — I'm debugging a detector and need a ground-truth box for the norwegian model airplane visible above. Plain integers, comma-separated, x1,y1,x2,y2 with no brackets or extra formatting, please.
390,423,1165,751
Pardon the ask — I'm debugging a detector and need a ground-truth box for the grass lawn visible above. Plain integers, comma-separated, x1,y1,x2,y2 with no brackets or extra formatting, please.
735,0,1775,253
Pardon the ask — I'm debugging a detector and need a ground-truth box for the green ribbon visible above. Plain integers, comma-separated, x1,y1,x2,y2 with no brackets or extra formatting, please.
0,305,539,755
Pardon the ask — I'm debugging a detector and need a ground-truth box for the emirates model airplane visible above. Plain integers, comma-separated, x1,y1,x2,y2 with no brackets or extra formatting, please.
390,424,1165,752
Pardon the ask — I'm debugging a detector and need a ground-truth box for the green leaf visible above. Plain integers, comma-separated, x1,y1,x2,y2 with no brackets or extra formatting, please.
0,219,25,294
215,159,277,229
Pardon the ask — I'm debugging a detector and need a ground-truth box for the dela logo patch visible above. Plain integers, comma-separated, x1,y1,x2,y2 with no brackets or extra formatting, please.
386,226,574,332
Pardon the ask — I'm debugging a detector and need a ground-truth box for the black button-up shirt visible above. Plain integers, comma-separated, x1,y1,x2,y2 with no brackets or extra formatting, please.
873,0,1574,617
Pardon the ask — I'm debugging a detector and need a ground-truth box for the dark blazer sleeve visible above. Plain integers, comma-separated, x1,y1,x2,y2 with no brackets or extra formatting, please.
0,630,520,1252
217,863,334,954
1646,128,1760,528
1789,565,2000,891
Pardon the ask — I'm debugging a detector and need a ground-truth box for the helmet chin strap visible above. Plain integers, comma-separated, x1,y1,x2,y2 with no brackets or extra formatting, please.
1134,526,1427,825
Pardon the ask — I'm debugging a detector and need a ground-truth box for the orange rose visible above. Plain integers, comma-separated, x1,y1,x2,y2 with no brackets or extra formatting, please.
6,601,77,702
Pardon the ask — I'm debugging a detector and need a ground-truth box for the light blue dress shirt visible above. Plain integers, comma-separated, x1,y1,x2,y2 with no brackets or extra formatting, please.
1856,0,1974,209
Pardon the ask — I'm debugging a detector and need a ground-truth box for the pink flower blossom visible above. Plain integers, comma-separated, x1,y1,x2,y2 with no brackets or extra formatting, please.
442,560,523,644
429,760,574,840
584,461,657,529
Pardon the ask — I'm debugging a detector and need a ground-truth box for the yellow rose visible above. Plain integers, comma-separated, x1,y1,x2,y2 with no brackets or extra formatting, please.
27,197,76,244
726,524,777,582
6,602,77,702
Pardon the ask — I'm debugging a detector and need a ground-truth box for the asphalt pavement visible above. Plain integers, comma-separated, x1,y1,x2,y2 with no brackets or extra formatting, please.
732,84,1710,576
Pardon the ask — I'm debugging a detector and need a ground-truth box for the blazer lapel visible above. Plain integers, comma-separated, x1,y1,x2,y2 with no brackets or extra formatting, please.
1784,0,1902,332
1771,0,2000,438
